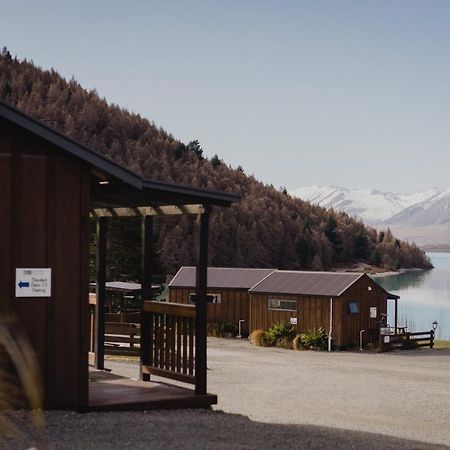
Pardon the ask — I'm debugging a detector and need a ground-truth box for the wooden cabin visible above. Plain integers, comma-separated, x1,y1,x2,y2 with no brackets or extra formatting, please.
169,267,273,336
0,101,238,410
249,270,399,348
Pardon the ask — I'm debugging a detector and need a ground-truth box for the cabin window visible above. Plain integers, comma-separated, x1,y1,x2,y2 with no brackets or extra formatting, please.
348,302,360,314
189,293,221,304
268,299,297,311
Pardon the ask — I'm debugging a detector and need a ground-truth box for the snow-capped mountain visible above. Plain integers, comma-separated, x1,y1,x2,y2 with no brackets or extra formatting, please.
387,188,450,226
291,185,450,248
291,185,443,224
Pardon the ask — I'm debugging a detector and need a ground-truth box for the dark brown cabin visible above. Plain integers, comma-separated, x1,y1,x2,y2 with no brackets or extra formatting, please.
0,101,238,410
169,267,273,336
249,271,399,348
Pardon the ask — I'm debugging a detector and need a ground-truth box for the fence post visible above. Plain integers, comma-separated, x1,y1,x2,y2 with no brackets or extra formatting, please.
430,329,434,349
140,216,153,381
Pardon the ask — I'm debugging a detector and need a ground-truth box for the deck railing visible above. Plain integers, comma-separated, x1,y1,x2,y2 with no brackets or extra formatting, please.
379,330,434,353
141,301,196,385
89,294,141,356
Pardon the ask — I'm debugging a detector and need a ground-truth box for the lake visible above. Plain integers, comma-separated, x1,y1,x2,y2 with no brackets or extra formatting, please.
374,252,450,340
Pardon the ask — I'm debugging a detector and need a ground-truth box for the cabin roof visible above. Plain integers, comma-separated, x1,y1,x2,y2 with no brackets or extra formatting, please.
0,100,240,208
89,281,160,293
249,270,366,296
169,267,275,290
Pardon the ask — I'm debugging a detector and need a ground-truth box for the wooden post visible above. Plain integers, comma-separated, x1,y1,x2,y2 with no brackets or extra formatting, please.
94,217,108,370
140,216,153,381
195,206,210,395
394,298,398,335
430,329,434,349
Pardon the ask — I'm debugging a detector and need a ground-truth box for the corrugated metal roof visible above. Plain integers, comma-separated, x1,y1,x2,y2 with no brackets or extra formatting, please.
249,271,365,296
169,267,275,289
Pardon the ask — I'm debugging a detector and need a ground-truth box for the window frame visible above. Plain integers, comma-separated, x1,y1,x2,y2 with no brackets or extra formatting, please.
188,293,222,304
267,298,297,312
348,301,360,314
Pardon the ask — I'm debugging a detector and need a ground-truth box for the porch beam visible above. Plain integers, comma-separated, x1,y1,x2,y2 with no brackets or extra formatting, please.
394,298,398,334
195,206,210,396
94,217,108,370
90,204,205,218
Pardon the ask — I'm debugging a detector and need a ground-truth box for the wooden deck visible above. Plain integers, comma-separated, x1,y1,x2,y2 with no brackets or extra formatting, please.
88,371,217,412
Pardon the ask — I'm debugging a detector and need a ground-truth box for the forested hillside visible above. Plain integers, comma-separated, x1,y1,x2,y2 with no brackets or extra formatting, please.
0,49,432,277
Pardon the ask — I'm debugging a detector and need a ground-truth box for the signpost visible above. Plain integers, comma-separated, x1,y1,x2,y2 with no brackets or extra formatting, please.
15,268,51,297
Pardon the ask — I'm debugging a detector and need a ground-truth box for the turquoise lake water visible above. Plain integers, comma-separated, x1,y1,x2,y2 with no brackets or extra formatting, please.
374,252,450,340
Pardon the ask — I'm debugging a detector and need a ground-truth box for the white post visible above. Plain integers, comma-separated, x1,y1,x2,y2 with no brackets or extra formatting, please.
237,320,245,339
328,297,333,352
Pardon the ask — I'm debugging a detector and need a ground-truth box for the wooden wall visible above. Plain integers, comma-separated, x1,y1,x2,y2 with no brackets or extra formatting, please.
249,275,388,348
169,287,250,334
249,293,299,332
337,275,387,348
0,118,90,409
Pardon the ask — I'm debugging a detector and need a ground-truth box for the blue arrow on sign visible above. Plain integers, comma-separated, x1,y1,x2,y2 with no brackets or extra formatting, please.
18,281,30,289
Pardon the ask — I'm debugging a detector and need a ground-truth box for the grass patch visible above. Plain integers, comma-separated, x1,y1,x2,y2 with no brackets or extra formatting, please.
433,340,450,349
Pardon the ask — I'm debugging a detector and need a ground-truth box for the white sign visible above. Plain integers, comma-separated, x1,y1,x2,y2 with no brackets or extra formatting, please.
15,268,51,297
370,307,377,318
384,336,390,343
290,317,298,325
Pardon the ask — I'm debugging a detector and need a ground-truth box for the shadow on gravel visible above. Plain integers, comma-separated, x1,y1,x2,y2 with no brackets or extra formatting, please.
1,408,447,450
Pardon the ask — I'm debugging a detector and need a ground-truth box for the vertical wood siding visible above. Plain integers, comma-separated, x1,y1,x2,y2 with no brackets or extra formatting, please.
249,275,387,348
169,287,250,334
0,119,90,409
337,276,387,347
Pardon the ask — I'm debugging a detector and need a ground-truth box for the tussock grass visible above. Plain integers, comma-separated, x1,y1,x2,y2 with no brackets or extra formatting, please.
292,334,302,351
0,317,45,444
249,329,266,347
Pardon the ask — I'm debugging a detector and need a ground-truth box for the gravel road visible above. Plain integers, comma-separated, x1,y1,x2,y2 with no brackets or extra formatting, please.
2,339,450,449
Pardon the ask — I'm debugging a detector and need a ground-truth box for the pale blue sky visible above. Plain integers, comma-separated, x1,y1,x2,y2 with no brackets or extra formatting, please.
2,0,450,192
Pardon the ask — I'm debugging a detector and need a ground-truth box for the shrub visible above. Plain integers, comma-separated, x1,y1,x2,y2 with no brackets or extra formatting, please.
300,327,328,350
276,337,293,349
220,322,237,336
249,329,266,347
207,323,222,338
264,323,295,347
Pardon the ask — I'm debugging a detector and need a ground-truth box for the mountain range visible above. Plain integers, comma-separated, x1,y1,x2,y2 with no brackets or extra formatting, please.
292,185,450,249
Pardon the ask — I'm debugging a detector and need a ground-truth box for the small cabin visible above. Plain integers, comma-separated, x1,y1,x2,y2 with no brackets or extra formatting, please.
249,271,399,348
0,101,238,410
169,267,273,336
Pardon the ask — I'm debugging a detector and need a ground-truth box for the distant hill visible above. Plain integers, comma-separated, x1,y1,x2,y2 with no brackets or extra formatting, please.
0,48,432,274
292,185,450,249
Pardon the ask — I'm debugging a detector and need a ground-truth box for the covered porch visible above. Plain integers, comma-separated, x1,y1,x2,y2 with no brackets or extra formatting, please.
88,163,239,411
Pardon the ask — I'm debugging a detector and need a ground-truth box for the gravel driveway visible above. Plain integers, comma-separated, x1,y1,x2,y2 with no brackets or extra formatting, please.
3,339,450,449
206,339,450,447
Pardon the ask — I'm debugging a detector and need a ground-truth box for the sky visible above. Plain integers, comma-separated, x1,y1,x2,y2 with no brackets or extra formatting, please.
2,0,450,193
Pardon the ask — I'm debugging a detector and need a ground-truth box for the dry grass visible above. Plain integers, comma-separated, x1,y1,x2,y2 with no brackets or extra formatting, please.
0,317,45,444
433,340,450,349
292,334,302,351
249,329,266,347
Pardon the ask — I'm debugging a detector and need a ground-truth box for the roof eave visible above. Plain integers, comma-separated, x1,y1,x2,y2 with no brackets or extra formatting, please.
0,101,143,189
